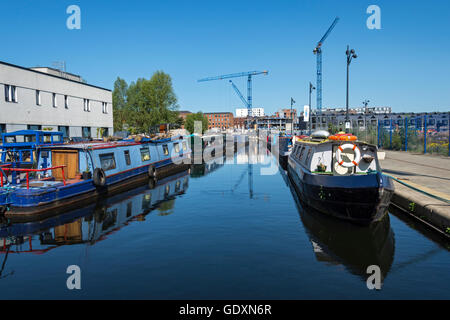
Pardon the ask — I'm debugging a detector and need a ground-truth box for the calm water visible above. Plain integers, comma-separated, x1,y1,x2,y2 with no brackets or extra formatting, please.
0,152,449,299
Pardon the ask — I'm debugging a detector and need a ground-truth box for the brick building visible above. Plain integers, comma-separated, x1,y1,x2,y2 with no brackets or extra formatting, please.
178,111,192,129
204,112,234,130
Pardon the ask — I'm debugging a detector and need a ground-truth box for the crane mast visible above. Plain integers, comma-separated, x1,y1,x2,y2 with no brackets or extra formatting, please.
313,17,339,117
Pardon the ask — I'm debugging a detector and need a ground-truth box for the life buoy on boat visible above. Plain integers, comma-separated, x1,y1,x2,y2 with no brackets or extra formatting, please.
336,143,361,168
93,168,106,187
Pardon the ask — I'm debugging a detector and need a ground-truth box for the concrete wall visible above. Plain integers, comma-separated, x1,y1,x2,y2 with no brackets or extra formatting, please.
0,62,113,138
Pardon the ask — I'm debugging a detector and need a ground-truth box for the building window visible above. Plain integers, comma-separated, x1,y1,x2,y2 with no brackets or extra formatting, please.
102,102,108,114
101,127,109,137
83,99,90,112
64,95,68,109
99,153,116,171
4,85,17,102
124,150,131,166
36,90,41,105
82,127,91,138
52,93,57,107
58,126,69,139
27,125,42,131
140,147,151,161
0,124,5,142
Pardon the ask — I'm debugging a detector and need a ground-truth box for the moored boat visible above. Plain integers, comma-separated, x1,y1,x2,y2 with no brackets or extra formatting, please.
0,131,191,220
287,130,394,225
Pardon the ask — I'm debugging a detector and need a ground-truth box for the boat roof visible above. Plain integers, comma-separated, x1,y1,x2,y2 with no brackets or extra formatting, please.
295,138,377,148
2,130,63,137
42,135,185,151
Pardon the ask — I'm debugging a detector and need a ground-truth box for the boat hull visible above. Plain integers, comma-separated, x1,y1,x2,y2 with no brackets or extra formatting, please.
4,162,190,222
287,157,394,225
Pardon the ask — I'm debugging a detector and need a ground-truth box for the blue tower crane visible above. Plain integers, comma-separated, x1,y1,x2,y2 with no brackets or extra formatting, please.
313,17,339,115
198,70,268,126
229,80,249,109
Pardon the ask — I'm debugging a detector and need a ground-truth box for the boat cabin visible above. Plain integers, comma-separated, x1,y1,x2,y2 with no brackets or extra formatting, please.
1,130,63,165
291,133,380,176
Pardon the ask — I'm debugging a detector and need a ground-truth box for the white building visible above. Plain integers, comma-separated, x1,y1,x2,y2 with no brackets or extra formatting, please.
235,107,265,117
0,61,113,139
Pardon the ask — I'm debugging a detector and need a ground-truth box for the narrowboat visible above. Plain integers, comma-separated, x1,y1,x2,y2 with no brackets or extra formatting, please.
0,130,191,220
0,170,190,254
287,130,394,225
280,166,394,281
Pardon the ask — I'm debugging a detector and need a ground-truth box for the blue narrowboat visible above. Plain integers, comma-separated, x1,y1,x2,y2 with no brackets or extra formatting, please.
0,131,191,220
0,170,190,254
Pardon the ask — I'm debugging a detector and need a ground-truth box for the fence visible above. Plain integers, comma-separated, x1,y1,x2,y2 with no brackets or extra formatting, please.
325,114,450,156
376,115,450,156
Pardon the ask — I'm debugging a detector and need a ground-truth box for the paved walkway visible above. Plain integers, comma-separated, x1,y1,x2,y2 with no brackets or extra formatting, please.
379,150,450,198
379,150,450,236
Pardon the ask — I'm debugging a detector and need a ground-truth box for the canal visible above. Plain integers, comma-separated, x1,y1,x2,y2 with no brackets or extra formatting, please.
0,151,449,299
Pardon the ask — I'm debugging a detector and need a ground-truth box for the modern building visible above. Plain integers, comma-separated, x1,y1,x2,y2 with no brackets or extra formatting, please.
204,112,234,130
235,107,265,118
275,108,297,120
0,61,113,140
308,109,448,132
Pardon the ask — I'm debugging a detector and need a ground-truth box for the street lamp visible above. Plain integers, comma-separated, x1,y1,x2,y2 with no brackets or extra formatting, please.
290,97,296,135
345,45,357,133
309,82,315,135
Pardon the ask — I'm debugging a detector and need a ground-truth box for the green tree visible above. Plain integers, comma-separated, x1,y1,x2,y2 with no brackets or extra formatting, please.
126,71,179,133
184,112,209,134
112,77,128,132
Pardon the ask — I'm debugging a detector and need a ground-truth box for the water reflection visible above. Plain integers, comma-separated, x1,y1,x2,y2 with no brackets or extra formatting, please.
279,163,395,282
190,155,226,178
0,171,190,257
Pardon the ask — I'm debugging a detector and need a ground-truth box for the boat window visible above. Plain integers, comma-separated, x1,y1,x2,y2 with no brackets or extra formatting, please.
299,147,305,160
53,135,61,142
43,135,51,143
162,144,169,156
24,135,36,143
140,147,151,161
100,153,116,171
124,150,131,166
5,136,16,143
174,143,180,153
306,149,312,163
182,141,188,151
164,185,170,197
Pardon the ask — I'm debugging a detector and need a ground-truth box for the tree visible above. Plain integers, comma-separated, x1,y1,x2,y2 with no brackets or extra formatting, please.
184,112,209,134
125,71,179,133
112,77,128,132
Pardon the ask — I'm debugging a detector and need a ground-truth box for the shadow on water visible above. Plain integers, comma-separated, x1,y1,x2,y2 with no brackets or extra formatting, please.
0,170,190,274
278,158,395,281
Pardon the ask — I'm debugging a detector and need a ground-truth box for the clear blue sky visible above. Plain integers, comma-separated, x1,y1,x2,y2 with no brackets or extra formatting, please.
1,0,449,114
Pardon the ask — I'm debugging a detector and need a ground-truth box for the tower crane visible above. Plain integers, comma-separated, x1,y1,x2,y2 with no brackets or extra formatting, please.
198,70,268,127
313,17,339,116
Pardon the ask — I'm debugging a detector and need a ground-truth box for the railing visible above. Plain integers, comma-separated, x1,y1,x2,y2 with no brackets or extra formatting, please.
0,165,67,189
376,116,450,156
